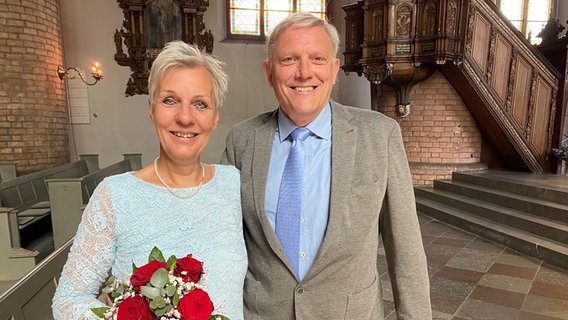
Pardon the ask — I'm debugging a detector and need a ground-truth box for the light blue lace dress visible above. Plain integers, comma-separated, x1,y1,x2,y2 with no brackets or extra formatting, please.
52,165,247,320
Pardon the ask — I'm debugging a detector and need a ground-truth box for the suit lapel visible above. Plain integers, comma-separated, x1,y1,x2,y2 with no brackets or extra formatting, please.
306,102,358,279
251,111,290,260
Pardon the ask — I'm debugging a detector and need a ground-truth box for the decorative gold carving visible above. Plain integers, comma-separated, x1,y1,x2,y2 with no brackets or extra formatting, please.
423,1,436,36
371,6,384,41
447,0,457,36
465,3,475,55
114,0,212,97
525,70,538,140
505,48,518,114
342,1,364,75
462,58,542,172
547,87,558,153
396,4,412,39
487,28,497,84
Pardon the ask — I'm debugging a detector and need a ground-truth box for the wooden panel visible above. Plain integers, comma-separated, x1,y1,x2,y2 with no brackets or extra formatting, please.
21,280,56,320
0,239,72,320
492,35,512,103
511,56,532,132
530,78,552,156
472,12,490,73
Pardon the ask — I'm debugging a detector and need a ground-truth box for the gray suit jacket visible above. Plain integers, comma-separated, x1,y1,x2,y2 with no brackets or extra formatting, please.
222,101,431,319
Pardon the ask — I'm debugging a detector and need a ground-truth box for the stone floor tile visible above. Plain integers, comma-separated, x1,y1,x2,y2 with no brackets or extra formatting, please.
380,273,393,301
418,213,434,224
522,295,568,320
530,280,568,300
454,299,519,320
420,220,454,237
434,266,484,284
432,310,454,320
465,237,505,254
430,290,466,315
425,243,464,257
382,299,395,318
422,234,438,245
477,273,532,294
495,250,542,268
431,237,472,249
467,285,525,309
487,262,538,280
430,277,476,298
445,254,495,273
535,263,568,287
440,228,477,241
517,311,567,320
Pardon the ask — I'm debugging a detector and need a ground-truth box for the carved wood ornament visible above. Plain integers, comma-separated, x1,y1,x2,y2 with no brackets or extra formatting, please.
114,0,213,97
342,0,466,117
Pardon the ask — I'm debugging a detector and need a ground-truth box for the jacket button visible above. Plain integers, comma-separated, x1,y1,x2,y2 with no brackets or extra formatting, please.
296,287,304,294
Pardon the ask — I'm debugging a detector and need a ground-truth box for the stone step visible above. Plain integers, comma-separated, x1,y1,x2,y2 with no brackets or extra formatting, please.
416,196,568,270
431,179,568,224
451,170,568,206
415,186,568,243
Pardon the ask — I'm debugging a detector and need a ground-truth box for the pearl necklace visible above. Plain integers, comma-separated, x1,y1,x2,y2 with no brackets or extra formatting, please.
153,156,204,199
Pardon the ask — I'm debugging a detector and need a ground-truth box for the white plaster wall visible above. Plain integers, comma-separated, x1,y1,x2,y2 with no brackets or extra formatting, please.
58,1,372,168
59,1,276,168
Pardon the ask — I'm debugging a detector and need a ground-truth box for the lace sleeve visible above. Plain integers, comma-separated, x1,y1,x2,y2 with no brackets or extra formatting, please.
52,183,116,320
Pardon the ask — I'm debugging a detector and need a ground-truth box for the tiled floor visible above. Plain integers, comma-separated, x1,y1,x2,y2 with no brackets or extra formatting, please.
379,213,568,320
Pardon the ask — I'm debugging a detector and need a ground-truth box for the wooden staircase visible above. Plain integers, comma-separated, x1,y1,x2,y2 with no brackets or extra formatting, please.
415,170,568,269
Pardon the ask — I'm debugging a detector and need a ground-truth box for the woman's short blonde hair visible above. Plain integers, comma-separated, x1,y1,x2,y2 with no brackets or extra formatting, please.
148,41,229,108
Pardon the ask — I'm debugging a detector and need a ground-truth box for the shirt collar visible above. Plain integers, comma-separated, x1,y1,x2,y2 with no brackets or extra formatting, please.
277,102,332,142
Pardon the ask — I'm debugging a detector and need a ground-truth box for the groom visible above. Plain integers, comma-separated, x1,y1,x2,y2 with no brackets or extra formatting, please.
222,12,432,319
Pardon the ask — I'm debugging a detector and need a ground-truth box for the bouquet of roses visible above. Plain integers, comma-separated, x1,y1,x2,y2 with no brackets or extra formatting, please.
91,247,229,320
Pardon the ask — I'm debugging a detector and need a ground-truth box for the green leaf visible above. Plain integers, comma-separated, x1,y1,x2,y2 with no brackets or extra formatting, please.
167,254,177,270
150,267,168,288
154,304,172,317
209,315,231,320
172,290,179,308
101,286,113,294
132,262,137,273
140,285,162,300
110,291,122,300
165,283,176,297
116,285,125,295
149,296,166,309
90,307,109,318
149,246,165,262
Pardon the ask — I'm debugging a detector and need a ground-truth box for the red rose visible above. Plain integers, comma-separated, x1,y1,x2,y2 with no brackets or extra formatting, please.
174,254,203,283
117,295,154,320
178,288,214,320
130,260,168,292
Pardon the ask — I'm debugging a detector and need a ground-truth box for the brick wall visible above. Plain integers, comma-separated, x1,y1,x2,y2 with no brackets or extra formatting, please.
377,71,485,185
0,0,69,175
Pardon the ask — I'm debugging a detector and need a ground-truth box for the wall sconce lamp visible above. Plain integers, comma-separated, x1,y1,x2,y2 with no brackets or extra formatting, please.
57,62,103,86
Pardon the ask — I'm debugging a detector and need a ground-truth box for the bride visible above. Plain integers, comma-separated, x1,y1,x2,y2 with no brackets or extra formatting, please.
52,41,247,320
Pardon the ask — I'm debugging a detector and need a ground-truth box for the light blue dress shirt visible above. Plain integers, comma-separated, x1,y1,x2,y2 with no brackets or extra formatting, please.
265,103,332,281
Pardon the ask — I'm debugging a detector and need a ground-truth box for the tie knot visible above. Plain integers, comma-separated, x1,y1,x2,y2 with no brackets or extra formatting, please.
290,127,311,142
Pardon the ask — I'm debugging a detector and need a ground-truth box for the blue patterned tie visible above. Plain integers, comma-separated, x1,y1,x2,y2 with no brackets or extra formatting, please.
276,127,310,278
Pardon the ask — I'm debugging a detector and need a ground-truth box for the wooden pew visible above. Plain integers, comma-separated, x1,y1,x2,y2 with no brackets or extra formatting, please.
0,237,72,320
0,164,17,182
0,160,90,248
47,159,132,248
0,207,37,281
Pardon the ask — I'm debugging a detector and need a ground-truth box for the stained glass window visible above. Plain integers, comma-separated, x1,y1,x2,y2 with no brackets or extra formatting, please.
497,0,553,44
227,0,327,40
